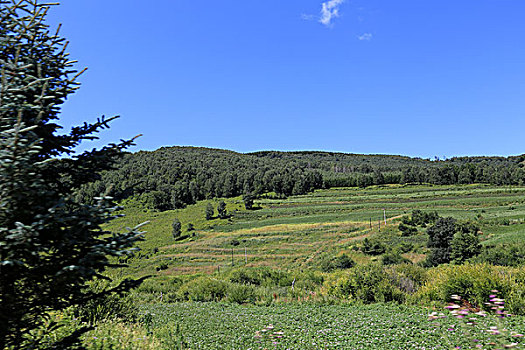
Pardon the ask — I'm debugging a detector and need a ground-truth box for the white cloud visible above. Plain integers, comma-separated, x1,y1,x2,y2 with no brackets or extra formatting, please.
358,33,373,41
301,13,315,21
319,0,345,27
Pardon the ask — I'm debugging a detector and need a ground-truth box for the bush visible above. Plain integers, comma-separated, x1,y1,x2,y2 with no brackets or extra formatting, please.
172,218,182,240
398,223,418,236
227,284,257,304
450,224,481,264
382,252,411,266
319,253,355,272
415,263,525,314
386,264,427,295
362,238,386,256
74,279,140,325
473,243,525,266
177,277,230,302
323,265,406,304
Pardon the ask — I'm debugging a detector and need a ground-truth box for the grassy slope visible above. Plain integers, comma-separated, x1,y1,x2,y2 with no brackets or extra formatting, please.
97,184,525,349
106,184,525,279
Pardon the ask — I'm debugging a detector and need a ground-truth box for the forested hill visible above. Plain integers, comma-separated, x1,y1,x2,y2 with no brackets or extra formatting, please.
77,146,525,211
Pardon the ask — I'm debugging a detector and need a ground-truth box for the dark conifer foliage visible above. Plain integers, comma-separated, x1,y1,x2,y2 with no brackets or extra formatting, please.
0,1,144,347
78,147,326,211
78,147,524,212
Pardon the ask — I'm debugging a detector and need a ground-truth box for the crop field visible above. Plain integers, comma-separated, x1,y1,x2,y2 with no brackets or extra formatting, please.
130,302,525,349
106,184,525,278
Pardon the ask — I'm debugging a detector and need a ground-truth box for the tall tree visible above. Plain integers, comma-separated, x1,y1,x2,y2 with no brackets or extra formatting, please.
217,200,227,219
0,1,144,347
205,202,214,220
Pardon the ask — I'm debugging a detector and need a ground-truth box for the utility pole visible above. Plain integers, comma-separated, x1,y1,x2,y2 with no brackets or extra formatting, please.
231,248,234,266
384,208,387,225
245,247,247,265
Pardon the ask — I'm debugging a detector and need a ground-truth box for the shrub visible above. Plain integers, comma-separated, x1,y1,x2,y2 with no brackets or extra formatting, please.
362,238,386,256
386,264,427,295
415,263,525,314
205,202,214,220
398,223,418,236
227,284,257,304
450,225,481,264
172,218,182,240
319,253,355,272
217,201,228,219
323,265,406,303
382,252,411,266
177,276,230,302
473,243,525,266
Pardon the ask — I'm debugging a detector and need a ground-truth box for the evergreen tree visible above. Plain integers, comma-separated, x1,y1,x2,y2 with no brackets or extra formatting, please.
217,200,227,219
243,193,254,210
450,222,482,264
172,219,182,240
425,217,457,266
0,1,144,347
205,202,214,220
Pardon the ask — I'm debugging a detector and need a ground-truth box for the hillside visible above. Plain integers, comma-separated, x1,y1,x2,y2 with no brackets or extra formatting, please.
78,146,525,211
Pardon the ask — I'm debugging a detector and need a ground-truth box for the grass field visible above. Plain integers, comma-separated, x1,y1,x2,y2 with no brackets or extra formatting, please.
84,184,525,349
106,184,525,278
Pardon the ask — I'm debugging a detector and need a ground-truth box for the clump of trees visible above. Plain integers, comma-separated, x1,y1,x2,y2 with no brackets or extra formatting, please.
424,218,481,266
0,1,144,347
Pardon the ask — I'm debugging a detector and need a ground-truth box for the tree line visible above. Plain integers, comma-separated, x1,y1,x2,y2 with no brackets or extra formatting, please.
74,147,525,210
77,147,324,210
77,147,525,211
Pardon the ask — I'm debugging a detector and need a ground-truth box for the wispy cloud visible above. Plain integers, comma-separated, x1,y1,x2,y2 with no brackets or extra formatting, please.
358,33,373,41
319,0,345,27
301,13,315,21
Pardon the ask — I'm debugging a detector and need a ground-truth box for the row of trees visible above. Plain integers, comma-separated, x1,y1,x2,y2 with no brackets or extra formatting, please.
77,146,525,212
325,163,525,188
77,147,325,211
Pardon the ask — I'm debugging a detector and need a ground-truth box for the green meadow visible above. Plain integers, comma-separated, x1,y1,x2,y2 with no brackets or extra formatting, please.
106,184,525,277
75,183,525,349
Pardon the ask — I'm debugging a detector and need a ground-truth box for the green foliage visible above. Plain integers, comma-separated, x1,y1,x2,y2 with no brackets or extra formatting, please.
177,276,230,302
450,222,482,264
324,265,405,303
424,217,457,266
474,243,525,266
243,193,255,210
217,200,227,219
319,253,356,272
416,263,525,314
205,202,214,220
386,264,427,295
0,1,144,347
74,280,140,326
425,218,481,266
398,223,418,236
172,218,182,240
226,283,257,304
362,238,386,256
382,252,411,266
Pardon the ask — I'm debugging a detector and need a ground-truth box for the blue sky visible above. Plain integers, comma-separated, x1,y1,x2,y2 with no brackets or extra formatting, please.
47,1,525,158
